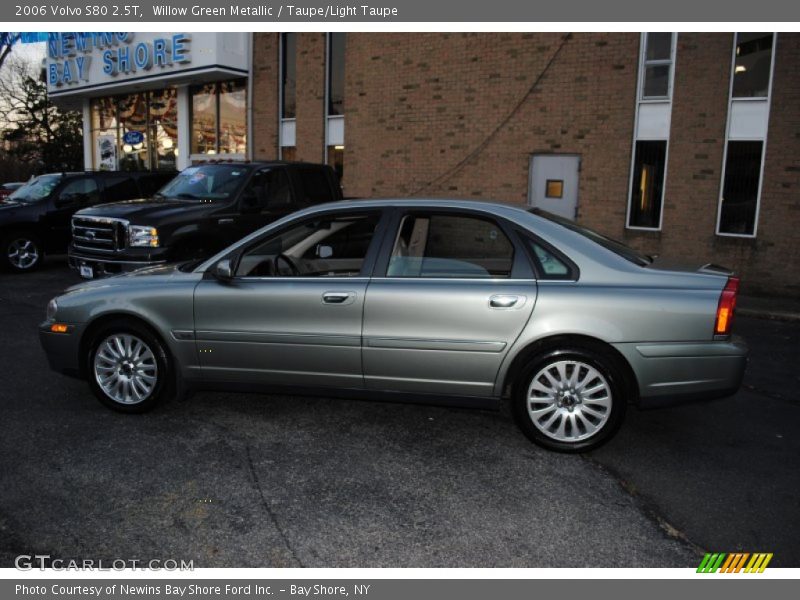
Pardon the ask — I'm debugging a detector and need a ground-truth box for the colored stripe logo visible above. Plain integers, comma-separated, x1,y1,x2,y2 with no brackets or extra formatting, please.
697,552,773,573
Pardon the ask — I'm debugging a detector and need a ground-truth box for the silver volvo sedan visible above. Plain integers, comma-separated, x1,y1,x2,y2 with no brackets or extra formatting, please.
39,200,748,452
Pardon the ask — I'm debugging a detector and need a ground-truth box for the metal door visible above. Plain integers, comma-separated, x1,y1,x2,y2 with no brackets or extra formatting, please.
528,154,580,220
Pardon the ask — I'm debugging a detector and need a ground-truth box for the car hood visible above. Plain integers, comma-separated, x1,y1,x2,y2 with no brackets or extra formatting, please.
75,197,218,223
64,263,199,294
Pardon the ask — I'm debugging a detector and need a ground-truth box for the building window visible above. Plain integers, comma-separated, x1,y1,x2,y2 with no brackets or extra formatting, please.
327,33,345,116
732,33,774,98
90,89,178,172
718,141,763,236
281,33,297,119
190,79,247,156
628,141,667,229
641,32,674,99
327,145,343,182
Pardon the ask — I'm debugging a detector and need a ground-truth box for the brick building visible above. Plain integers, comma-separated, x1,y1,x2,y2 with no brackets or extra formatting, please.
250,32,799,297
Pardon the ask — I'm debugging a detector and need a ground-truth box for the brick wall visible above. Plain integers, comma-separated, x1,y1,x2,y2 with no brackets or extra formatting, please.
251,32,800,296
252,33,279,160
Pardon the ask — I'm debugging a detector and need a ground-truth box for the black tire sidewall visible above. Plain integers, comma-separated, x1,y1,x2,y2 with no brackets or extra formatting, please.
86,321,170,413
1,232,43,272
512,346,627,453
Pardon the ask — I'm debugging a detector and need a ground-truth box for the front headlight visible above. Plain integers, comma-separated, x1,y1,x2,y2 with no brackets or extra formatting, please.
46,298,58,321
128,225,160,248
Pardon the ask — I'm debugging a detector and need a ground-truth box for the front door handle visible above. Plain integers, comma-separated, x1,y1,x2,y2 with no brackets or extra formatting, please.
322,291,354,305
218,218,235,225
490,294,520,308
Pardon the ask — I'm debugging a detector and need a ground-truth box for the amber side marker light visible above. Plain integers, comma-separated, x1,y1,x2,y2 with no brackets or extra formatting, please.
50,323,69,334
715,276,740,335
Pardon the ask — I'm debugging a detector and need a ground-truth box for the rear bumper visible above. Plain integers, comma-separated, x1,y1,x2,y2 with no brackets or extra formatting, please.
613,336,749,409
39,321,84,377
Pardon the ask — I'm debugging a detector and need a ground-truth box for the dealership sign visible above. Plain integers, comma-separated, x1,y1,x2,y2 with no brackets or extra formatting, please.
47,32,191,87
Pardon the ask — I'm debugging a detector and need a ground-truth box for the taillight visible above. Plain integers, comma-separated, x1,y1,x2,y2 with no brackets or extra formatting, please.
715,276,740,335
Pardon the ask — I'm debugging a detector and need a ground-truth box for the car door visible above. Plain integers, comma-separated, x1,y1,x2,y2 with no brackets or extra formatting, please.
193,208,388,388
47,177,102,247
362,209,537,397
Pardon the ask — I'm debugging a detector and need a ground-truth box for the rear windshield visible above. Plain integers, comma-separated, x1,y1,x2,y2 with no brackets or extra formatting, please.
8,175,62,203
529,208,652,266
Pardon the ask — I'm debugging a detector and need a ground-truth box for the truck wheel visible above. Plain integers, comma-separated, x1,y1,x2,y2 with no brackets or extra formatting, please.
2,232,43,272
87,320,172,413
171,240,213,262
512,345,627,453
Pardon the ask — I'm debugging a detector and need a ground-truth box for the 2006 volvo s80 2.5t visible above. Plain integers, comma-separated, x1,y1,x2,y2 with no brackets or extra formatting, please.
40,200,748,452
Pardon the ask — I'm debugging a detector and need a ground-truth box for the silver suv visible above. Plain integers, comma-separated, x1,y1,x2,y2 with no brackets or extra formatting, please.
40,200,748,452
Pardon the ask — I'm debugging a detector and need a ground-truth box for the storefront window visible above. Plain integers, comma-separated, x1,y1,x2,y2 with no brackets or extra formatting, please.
191,83,218,155
90,89,179,172
191,79,247,156
149,89,178,171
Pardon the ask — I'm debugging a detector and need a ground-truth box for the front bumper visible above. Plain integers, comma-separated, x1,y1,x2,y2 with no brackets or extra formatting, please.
613,336,749,408
39,321,84,377
68,247,167,277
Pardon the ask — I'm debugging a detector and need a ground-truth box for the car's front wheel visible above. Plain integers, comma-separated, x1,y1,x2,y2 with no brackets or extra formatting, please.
2,232,43,272
87,321,171,413
512,345,627,452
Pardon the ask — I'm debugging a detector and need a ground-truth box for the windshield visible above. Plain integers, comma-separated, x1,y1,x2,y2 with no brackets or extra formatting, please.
157,165,250,201
529,208,652,266
7,175,62,203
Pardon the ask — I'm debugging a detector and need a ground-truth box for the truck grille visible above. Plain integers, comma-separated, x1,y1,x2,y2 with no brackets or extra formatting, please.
72,216,126,253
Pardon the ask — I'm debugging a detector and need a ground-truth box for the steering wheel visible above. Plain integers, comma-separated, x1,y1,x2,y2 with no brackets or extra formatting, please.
274,253,301,276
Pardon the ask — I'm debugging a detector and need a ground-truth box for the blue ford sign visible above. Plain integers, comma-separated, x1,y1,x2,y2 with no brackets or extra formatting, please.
122,131,144,145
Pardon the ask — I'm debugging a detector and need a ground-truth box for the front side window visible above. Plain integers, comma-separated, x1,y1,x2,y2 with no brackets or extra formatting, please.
628,140,667,229
718,141,763,236
387,214,514,279
58,178,100,206
732,33,774,98
641,32,674,99
236,213,380,277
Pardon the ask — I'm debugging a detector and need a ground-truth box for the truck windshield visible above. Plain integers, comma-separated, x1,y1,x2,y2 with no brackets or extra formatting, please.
529,208,652,266
7,175,62,203
157,165,249,201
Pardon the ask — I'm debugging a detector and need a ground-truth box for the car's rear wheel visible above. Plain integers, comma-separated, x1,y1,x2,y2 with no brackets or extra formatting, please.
512,346,627,452
87,321,171,413
2,232,43,272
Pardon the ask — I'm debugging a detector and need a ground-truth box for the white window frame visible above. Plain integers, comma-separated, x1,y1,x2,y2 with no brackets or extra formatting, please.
639,32,677,102
625,32,677,232
715,32,777,239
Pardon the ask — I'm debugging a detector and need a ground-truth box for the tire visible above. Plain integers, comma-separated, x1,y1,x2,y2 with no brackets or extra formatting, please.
1,231,43,272
86,320,172,413
512,345,628,453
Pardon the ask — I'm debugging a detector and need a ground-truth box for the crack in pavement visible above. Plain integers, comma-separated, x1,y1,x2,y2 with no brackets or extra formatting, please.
581,454,706,557
245,444,305,567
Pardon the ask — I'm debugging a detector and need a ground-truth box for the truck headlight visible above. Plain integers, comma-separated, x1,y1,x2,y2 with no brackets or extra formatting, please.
128,225,160,248
46,298,58,321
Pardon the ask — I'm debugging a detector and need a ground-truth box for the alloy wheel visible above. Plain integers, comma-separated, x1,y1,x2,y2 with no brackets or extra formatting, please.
93,334,159,405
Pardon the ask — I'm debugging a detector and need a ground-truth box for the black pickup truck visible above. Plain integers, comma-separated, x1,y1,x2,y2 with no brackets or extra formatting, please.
69,161,343,278
0,171,174,272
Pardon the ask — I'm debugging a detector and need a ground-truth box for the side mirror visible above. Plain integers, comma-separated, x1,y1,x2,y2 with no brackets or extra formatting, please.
55,194,79,208
215,259,234,281
240,190,261,213
316,244,333,259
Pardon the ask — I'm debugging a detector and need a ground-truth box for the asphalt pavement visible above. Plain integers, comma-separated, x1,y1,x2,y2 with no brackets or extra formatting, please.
0,258,797,567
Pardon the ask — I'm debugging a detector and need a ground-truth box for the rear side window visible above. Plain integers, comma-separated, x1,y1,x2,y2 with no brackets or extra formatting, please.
103,175,137,202
526,239,573,279
295,168,334,206
387,213,514,278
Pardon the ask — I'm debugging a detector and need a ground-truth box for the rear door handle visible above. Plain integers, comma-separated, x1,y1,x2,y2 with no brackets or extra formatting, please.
322,291,354,305
490,294,520,308
218,218,235,225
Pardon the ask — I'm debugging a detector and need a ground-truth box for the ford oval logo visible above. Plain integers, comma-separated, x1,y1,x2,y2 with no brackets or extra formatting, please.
122,131,144,145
